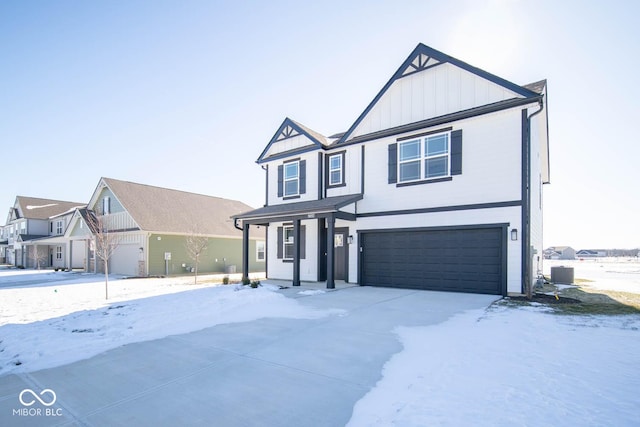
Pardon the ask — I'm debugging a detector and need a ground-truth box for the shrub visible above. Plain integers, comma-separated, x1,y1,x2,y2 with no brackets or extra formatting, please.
222,276,229,285
242,277,251,286
250,280,261,288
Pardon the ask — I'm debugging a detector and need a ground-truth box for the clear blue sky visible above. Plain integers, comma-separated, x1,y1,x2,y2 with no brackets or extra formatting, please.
1,0,638,249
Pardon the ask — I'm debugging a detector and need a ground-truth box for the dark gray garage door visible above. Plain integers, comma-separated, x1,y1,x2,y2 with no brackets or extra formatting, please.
360,227,505,295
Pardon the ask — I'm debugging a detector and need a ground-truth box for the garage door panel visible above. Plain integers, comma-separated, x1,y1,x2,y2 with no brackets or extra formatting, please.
361,227,504,295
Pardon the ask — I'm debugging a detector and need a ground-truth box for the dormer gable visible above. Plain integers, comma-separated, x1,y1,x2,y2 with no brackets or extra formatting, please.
337,43,541,145
257,118,328,164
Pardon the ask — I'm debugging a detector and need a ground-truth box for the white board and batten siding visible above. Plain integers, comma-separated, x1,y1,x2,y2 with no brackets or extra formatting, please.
265,134,316,158
350,63,524,140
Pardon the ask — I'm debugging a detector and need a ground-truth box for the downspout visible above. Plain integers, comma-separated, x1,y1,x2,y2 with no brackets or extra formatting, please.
261,164,268,207
523,99,544,296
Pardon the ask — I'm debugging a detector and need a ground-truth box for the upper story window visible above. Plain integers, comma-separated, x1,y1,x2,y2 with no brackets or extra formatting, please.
56,220,63,235
326,151,346,188
284,162,299,197
102,196,111,215
277,159,306,199
398,132,450,183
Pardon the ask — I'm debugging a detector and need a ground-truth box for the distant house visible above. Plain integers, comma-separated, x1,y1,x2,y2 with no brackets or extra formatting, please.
576,249,607,258
544,246,576,260
66,177,265,277
1,196,85,268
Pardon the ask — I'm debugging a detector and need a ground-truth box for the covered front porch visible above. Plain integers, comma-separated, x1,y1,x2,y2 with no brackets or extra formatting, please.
233,194,362,289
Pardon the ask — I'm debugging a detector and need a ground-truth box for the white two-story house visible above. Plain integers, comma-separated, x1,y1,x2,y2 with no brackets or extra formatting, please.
1,196,85,269
233,43,550,296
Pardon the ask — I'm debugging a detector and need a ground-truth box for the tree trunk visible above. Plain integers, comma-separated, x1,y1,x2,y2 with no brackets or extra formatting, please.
105,261,109,300
194,255,198,285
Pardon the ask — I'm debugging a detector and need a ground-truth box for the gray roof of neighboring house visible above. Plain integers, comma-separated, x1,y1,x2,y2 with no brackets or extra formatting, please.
101,178,257,237
14,196,85,220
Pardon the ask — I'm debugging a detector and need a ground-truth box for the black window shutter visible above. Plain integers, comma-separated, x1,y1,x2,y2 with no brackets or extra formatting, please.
277,227,283,259
388,143,397,184
299,160,306,194
300,225,306,259
451,130,463,175
277,165,283,197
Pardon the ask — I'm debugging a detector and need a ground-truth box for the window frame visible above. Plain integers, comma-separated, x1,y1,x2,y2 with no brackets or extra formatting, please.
56,220,63,235
56,246,62,260
256,240,266,262
398,131,451,183
283,161,299,197
283,226,294,260
327,152,345,187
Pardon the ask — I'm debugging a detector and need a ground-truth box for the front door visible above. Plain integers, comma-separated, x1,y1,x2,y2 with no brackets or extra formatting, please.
333,228,349,281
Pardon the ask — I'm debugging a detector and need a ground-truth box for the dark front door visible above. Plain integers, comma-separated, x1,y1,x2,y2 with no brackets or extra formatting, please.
334,228,349,281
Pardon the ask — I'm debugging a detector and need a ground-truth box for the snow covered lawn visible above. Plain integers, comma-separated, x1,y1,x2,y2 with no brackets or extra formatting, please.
0,271,338,376
348,258,640,426
347,304,640,426
2,261,639,426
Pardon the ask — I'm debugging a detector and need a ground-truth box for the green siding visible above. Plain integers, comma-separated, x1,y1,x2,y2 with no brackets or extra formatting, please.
148,234,264,276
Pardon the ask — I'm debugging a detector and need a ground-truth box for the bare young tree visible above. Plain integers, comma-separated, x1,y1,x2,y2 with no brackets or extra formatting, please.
84,208,121,299
29,245,48,270
185,232,209,284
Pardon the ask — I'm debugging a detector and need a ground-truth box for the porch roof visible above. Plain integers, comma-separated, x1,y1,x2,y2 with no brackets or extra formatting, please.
233,194,363,223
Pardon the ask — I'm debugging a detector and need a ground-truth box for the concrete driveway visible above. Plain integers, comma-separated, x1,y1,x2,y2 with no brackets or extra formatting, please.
1,285,498,426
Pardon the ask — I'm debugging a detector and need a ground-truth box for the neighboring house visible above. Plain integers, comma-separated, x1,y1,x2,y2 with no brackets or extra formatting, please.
544,246,576,260
233,43,550,296
1,196,85,268
66,177,264,277
575,249,607,258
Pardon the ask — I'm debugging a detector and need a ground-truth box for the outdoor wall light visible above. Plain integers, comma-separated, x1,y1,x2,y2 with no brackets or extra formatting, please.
347,235,353,244
139,247,144,253
511,229,518,241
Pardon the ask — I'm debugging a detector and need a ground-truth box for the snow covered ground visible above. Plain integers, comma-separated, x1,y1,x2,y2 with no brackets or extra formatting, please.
544,257,640,294
0,270,340,376
2,261,639,426
348,258,640,426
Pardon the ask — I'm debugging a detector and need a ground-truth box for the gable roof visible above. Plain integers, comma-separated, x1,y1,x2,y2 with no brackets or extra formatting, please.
336,43,542,145
257,117,329,163
96,178,256,237
13,196,85,220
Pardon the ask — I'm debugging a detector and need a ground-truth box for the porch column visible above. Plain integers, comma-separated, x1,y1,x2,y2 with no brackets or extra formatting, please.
68,241,73,271
242,222,250,281
326,215,335,289
293,219,301,286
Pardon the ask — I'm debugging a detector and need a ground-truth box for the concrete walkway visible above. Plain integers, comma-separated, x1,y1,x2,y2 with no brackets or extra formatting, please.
0,285,498,427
